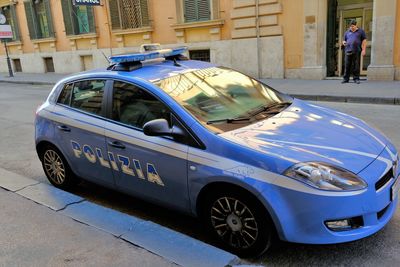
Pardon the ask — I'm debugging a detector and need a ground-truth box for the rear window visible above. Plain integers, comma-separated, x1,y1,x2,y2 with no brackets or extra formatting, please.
57,80,107,116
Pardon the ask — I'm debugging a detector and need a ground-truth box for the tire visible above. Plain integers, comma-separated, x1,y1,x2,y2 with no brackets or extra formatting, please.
202,188,274,258
40,145,78,190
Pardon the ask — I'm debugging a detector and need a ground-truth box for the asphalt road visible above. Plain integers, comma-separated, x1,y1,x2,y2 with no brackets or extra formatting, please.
0,83,399,266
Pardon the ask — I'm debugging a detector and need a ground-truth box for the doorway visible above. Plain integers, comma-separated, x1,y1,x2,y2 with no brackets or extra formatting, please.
44,57,55,73
326,0,373,78
81,55,93,71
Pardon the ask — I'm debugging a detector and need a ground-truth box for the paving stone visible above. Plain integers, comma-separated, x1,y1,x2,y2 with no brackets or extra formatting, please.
60,201,143,237
121,220,238,267
16,183,84,211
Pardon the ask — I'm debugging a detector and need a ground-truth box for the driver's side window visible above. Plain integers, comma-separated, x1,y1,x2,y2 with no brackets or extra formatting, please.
112,81,170,129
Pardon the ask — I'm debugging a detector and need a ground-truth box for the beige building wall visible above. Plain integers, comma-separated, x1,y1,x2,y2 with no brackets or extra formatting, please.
0,0,399,80
150,0,178,44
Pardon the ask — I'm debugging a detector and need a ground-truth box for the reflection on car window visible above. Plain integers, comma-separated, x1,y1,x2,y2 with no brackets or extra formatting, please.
70,80,106,115
57,83,73,105
154,67,289,132
112,81,170,129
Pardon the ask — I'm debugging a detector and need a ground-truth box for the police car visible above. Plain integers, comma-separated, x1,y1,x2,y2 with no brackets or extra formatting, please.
35,46,399,257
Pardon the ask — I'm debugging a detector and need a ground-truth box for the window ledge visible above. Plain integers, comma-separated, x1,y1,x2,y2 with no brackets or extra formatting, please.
31,37,56,44
112,26,153,36
5,40,22,46
171,19,224,30
66,33,98,40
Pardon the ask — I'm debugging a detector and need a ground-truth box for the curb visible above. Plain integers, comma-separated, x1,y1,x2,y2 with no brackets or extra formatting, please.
0,167,241,267
290,94,400,105
0,80,55,86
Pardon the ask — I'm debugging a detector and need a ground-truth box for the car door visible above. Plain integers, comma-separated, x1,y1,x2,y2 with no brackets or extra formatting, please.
53,79,115,186
104,80,190,211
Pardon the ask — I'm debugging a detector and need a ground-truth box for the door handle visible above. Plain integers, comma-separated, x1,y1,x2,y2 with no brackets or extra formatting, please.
57,125,71,132
108,141,126,149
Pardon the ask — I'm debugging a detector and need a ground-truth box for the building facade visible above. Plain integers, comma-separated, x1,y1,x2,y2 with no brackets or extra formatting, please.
0,0,399,80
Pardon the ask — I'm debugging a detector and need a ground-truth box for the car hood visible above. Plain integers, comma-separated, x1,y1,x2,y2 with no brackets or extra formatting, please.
220,99,388,174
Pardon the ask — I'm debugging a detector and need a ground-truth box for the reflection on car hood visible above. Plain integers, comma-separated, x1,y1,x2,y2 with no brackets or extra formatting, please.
220,99,388,174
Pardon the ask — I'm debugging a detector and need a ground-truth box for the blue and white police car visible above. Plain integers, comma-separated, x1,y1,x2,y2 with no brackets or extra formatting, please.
35,46,399,257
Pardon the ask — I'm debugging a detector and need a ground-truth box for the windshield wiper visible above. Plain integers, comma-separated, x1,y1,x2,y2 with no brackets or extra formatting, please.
248,101,292,117
206,116,251,125
206,102,292,125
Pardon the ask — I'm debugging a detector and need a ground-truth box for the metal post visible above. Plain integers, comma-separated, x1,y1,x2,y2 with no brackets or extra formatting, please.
4,40,13,77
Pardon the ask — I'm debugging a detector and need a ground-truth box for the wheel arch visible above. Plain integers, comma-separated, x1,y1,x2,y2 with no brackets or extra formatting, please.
36,140,75,176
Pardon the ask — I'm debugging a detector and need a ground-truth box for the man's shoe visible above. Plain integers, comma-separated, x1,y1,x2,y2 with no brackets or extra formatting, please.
355,80,360,84
341,80,349,84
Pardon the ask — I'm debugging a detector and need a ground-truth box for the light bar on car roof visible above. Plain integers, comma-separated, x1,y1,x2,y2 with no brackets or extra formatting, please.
109,47,188,64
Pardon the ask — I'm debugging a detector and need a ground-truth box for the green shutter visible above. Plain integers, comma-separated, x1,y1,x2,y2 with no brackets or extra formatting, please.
87,6,95,33
197,0,210,21
43,0,54,37
184,0,197,22
24,0,38,39
140,0,149,26
61,0,74,35
184,0,210,22
109,0,121,30
10,5,20,41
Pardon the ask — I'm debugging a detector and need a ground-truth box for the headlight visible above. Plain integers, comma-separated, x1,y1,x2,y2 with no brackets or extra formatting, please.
283,162,367,191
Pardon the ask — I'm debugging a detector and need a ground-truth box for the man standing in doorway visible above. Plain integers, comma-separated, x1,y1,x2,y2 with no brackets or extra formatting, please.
342,19,367,84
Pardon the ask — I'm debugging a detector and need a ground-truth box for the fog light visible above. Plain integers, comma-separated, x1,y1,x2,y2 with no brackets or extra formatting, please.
325,220,351,230
325,216,363,231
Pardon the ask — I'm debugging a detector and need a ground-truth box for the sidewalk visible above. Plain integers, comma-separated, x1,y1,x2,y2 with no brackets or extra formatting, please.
0,188,175,267
0,167,240,267
1,72,399,105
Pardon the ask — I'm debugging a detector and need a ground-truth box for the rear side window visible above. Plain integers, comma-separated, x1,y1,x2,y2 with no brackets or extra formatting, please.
57,83,73,105
112,81,170,129
70,80,106,115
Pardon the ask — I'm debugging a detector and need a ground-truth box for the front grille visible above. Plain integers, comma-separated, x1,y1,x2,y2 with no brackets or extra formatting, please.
375,168,393,191
377,204,390,220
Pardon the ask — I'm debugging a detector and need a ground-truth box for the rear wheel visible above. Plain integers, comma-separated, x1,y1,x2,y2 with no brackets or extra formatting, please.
40,145,78,189
202,188,274,258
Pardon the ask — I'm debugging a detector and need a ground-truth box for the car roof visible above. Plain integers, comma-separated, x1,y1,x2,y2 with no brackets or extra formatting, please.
82,59,216,82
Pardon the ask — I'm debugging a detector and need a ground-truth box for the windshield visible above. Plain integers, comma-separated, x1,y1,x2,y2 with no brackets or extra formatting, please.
154,67,291,133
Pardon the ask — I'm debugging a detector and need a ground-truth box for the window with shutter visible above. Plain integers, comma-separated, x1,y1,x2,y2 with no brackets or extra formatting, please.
184,0,211,23
23,0,54,39
109,0,150,30
61,0,95,36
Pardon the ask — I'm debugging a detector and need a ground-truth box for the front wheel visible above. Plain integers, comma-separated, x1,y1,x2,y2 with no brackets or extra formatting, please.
40,145,78,189
202,189,274,258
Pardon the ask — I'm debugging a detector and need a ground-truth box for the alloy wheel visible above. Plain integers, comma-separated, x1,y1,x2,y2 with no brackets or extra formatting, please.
43,149,66,185
210,197,259,249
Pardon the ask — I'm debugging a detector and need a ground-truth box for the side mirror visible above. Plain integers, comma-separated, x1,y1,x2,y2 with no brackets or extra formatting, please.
143,119,185,138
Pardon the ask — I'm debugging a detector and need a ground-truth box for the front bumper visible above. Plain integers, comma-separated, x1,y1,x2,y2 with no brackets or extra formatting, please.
263,148,399,244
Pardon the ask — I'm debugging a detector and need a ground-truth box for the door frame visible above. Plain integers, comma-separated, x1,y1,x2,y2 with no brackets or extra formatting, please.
337,2,373,77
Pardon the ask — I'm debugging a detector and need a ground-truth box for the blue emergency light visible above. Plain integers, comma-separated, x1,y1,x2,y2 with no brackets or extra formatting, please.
109,47,188,64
